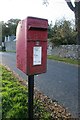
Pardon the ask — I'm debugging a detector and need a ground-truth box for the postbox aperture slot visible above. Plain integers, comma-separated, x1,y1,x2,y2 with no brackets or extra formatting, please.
28,26,47,31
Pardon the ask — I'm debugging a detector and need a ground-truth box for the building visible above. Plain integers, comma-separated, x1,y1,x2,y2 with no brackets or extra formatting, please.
5,35,16,52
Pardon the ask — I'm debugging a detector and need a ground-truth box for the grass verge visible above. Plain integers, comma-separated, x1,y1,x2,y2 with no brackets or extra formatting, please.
0,65,52,119
0,65,73,119
48,55,80,65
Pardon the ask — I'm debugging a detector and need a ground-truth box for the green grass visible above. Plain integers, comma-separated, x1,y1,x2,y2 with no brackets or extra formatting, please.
48,55,80,65
0,65,52,119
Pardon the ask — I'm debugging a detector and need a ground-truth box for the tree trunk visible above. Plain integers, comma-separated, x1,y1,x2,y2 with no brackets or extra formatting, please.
75,1,80,44
65,0,75,11
65,0,80,44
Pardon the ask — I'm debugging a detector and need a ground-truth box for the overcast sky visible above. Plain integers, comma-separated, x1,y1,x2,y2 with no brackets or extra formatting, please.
0,0,75,24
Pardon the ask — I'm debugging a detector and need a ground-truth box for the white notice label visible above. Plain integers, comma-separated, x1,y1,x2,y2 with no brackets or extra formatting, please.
33,47,42,65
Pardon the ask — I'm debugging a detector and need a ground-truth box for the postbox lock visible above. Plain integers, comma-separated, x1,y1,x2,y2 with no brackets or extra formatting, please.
36,40,40,46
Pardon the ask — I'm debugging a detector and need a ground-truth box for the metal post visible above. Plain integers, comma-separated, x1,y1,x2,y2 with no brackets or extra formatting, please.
28,75,34,119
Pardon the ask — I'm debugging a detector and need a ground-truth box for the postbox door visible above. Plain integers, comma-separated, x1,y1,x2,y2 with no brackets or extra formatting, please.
27,41,47,75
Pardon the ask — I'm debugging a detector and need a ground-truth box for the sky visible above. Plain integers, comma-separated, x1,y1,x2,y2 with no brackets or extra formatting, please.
0,0,75,25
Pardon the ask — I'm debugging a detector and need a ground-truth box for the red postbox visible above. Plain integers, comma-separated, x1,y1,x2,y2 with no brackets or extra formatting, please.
16,16,48,75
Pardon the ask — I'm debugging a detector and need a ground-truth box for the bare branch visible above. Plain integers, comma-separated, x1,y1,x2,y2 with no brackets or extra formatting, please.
65,0,75,11
43,0,49,6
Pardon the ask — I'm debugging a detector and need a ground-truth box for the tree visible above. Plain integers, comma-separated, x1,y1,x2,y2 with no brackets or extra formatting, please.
49,19,77,46
2,21,10,41
6,19,21,35
43,0,80,44
48,21,53,38
0,21,2,45
65,0,80,44
2,18,20,42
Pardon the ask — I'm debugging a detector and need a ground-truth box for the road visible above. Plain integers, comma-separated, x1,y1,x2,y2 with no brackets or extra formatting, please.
0,52,79,117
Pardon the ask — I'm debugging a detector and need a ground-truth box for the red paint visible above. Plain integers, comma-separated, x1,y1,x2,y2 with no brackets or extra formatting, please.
16,16,48,75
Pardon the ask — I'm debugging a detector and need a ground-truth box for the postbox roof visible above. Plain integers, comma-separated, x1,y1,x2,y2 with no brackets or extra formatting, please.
25,16,48,30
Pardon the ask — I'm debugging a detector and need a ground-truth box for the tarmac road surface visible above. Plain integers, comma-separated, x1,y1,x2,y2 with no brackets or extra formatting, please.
0,52,79,117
